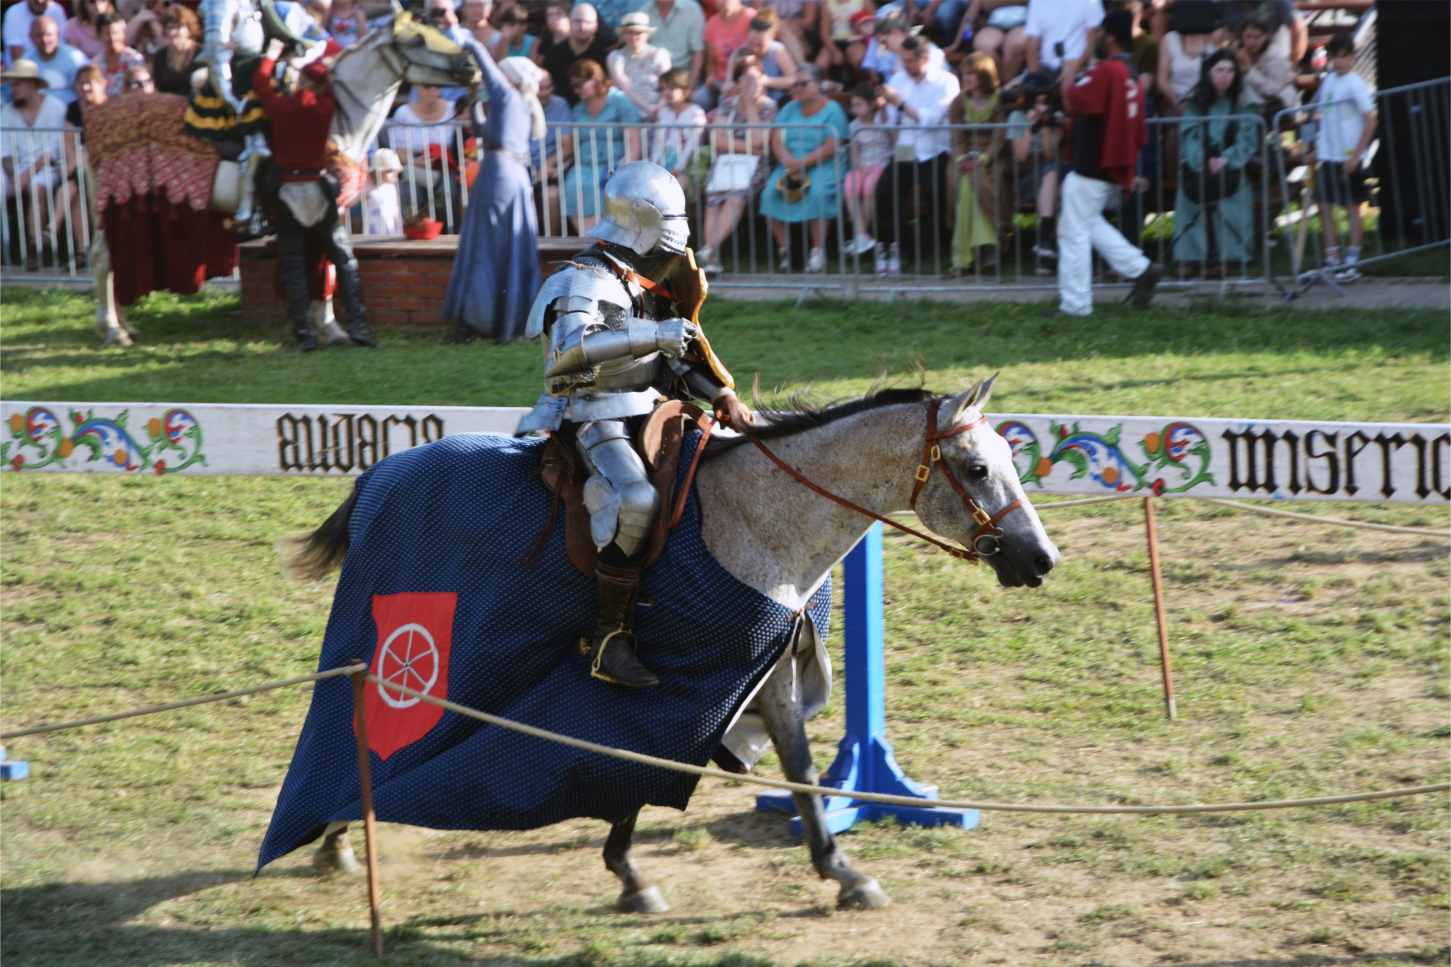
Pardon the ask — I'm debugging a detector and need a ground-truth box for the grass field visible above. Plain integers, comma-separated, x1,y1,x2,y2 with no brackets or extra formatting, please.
2,288,1448,967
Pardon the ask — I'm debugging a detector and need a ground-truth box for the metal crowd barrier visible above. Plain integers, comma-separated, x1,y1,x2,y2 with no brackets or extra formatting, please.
1,125,94,280
360,119,850,297
8,80,1448,297
1268,76,1450,297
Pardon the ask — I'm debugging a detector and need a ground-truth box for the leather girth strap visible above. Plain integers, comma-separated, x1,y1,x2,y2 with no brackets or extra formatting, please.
528,400,713,577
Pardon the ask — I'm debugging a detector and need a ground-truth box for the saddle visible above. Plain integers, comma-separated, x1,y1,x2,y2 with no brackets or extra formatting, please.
525,401,713,577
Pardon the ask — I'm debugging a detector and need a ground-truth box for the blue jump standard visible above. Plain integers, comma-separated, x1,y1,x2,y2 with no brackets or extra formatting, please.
756,523,979,835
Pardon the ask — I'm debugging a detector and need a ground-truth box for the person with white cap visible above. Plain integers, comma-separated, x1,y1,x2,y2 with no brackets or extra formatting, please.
443,36,545,344
363,147,403,236
1,59,68,270
607,11,672,120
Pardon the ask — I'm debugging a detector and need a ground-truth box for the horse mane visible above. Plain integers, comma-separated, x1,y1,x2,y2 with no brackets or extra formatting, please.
705,387,937,454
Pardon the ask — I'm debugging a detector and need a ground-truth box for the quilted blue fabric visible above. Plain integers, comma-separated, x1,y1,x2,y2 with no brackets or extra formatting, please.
257,431,830,870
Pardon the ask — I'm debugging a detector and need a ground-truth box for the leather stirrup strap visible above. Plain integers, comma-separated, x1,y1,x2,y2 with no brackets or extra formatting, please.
670,416,715,530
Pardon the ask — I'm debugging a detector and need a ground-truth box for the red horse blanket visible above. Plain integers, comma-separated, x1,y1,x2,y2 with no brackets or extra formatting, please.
87,95,237,306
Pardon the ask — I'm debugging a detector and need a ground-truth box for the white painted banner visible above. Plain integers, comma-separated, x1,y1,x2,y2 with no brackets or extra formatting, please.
3,402,1447,505
1,402,528,477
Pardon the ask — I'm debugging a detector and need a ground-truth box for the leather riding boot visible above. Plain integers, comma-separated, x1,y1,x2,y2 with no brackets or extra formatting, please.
329,225,376,347
583,561,658,687
277,229,318,352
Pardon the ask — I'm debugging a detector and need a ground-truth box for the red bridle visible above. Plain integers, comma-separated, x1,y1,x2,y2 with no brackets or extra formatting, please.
747,397,1026,563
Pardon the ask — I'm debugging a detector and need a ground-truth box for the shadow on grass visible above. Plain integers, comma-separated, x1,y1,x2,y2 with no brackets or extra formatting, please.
2,872,875,967
3,285,1447,409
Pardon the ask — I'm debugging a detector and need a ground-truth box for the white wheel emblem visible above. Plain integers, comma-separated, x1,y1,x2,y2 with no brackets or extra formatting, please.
375,622,439,709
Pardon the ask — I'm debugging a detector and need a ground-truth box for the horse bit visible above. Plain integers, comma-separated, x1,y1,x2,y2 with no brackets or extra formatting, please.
748,397,1025,563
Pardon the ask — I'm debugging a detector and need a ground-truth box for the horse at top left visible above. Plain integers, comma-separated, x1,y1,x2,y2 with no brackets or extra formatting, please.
79,1,478,347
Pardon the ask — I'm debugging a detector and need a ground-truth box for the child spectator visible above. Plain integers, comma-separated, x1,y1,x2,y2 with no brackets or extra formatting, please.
652,67,707,193
608,12,672,119
325,0,368,49
365,147,404,235
843,82,891,260
1313,32,1375,281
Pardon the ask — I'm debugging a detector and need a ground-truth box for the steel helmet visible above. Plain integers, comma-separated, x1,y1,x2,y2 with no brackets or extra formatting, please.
587,161,689,256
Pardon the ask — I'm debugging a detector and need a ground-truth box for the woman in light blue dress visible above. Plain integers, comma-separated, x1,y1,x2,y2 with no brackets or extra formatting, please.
560,58,643,233
759,65,850,273
443,38,544,344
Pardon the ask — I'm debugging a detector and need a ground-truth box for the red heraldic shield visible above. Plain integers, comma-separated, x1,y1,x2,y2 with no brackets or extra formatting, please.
359,592,457,760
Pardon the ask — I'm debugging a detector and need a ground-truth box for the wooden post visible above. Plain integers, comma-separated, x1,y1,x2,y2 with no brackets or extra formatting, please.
1142,499,1177,719
350,662,385,960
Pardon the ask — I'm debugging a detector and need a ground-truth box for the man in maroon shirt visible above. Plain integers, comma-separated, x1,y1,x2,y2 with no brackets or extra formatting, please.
253,37,374,352
1047,9,1160,318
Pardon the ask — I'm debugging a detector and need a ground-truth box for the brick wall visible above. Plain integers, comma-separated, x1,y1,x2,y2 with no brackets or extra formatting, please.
238,236,583,329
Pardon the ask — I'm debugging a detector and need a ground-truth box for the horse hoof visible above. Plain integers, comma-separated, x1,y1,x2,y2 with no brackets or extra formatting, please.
618,885,669,914
102,329,133,348
838,878,891,910
121,321,140,340
313,846,361,873
320,321,353,348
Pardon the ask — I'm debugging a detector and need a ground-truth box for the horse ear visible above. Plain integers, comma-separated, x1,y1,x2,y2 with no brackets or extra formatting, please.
950,372,998,423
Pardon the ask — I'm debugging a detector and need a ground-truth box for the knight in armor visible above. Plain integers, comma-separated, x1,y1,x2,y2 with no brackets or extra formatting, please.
187,0,330,232
251,36,373,351
516,161,751,687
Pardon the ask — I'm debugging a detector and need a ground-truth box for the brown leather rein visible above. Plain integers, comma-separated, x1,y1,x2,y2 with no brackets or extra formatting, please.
746,397,1025,564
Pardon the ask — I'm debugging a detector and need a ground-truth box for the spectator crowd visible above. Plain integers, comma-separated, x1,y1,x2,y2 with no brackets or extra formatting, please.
1,0,1382,282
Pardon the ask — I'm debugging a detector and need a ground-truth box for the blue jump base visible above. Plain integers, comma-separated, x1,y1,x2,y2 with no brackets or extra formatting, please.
756,523,979,835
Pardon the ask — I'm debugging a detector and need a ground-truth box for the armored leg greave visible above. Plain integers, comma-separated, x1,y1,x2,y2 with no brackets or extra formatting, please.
577,420,660,556
574,421,662,687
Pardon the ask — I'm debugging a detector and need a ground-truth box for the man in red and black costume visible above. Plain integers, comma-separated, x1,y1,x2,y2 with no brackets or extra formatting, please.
252,36,374,352
1047,8,1161,318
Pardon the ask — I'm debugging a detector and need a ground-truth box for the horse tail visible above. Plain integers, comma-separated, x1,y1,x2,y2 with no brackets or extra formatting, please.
288,486,359,580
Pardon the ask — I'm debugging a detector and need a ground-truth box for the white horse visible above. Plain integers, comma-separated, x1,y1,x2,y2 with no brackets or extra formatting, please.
300,377,1060,912
92,9,479,347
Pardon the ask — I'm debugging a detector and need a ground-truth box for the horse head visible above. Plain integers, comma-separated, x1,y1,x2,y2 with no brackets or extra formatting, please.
380,10,480,88
914,376,1061,588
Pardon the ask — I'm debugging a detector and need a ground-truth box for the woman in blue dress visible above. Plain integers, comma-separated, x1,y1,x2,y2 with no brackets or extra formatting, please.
759,64,850,273
560,58,643,235
444,39,545,344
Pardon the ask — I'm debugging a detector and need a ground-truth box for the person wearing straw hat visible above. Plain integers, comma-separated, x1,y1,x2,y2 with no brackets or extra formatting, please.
1,59,68,270
607,11,672,120
443,38,545,345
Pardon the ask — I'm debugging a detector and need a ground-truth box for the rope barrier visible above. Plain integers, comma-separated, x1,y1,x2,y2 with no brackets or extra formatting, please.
1028,494,1143,511
6,667,1446,816
361,674,1449,816
1189,497,1451,537
0,664,367,739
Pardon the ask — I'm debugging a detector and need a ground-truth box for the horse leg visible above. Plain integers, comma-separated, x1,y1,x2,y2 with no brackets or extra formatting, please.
313,296,353,347
312,819,361,873
603,812,669,913
91,234,132,348
756,664,891,910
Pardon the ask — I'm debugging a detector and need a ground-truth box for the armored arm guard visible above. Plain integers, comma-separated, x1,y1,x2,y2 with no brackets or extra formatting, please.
544,300,664,378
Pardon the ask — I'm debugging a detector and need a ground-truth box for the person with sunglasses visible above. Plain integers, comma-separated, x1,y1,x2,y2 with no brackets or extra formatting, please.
121,64,154,93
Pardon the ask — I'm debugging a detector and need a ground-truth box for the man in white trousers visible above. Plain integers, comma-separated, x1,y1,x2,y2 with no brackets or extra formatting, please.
1046,8,1160,317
